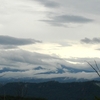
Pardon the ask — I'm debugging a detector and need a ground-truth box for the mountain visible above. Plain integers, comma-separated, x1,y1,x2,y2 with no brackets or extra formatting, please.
36,65,94,74
34,66,44,70
0,64,97,84
0,76,90,84
0,81,100,100
61,65,94,73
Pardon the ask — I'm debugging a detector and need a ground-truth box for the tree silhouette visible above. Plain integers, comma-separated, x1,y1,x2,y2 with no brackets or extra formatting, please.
86,60,100,77
87,60,100,100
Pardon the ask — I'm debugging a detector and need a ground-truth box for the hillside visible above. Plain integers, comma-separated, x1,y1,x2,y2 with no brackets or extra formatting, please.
0,81,100,100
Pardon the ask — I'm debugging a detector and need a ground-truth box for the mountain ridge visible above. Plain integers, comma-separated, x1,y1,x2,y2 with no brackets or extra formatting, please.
0,81,100,100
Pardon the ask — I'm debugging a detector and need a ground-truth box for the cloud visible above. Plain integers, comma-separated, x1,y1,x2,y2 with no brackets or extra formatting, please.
0,45,17,49
33,71,98,80
35,0,60,8
0,35,41,46
2,69,98,80
81,37,100,44
0,35,42,49
0,50,63,69
0,49,99,80
0,67,26,73
0,50,65,78
59,0,100,15
40,15,93,26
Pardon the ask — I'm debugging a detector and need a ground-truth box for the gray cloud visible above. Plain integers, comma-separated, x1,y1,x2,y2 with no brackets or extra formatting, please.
0,67,26,73
0,35,41,46
0,49,99,79
40,15,93,26
81,37,100,44
58,0,100,15
0,45,17,49
0,49,97,71
0,50,62,69
35,0,60,8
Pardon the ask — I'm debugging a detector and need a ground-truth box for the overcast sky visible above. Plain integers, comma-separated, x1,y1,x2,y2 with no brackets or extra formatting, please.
0,0,100,80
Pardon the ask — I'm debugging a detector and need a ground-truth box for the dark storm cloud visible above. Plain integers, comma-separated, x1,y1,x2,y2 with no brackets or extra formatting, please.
81,37,100,44
40,15,93,26
35,0,60,8
0,35,41,46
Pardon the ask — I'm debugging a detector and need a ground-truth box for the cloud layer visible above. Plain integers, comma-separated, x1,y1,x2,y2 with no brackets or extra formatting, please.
41,15,93,26
0,49,99,80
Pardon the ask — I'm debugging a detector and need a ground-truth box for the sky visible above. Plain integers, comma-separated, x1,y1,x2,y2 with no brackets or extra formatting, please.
0,0,100,80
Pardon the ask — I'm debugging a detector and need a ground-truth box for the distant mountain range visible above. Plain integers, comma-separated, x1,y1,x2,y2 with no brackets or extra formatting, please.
0,65,94,74
0,64,98,84
0,81,100,100
34,65,94,74
0,77,89,84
